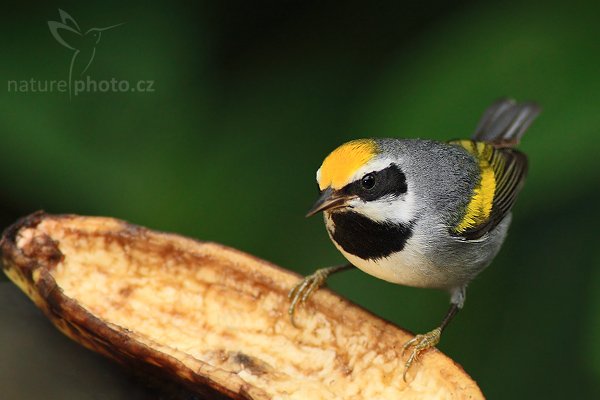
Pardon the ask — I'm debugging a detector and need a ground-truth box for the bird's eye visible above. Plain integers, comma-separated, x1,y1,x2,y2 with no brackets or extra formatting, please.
361,173,376,190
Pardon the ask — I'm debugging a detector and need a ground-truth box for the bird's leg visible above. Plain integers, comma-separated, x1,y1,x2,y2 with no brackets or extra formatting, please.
288,263,354,327
401,287,465,380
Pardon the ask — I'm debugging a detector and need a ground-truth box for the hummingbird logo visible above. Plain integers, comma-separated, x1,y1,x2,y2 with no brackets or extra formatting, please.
48,9,123,98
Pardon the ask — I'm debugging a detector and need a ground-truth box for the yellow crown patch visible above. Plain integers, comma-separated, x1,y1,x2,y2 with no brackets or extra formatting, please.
318,139,377,190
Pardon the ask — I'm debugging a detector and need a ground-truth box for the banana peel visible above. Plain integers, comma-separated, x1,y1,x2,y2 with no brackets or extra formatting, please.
0,212,484,399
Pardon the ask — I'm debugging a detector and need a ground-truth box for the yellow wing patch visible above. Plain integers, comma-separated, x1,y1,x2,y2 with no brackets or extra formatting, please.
452,140,497,233
318,139,378,190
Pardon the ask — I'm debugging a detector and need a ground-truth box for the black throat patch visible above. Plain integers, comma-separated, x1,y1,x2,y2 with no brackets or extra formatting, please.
329,211,413,260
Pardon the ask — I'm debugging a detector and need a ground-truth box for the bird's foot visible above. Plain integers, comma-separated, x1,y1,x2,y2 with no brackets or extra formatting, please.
401,327,442,381
287,267,332,327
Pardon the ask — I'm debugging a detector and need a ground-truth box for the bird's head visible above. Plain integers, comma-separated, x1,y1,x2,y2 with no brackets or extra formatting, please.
84,23,124,44
307,139,412,224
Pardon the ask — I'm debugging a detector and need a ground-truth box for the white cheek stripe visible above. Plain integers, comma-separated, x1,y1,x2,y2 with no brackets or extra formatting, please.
347,181,418,225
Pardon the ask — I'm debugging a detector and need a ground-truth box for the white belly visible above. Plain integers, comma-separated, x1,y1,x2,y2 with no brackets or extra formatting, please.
328,231,447,289
322,212,473,289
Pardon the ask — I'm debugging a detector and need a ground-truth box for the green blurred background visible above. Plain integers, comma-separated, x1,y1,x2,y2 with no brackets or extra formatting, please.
1,0,599,398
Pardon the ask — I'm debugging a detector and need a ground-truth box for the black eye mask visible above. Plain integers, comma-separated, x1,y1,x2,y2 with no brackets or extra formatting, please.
341,163,407,202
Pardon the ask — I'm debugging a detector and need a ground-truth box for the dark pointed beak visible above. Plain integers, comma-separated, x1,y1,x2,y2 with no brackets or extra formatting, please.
306,187,351,217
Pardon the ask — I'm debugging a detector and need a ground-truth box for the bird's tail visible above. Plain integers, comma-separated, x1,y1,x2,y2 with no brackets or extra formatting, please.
472,98,541,147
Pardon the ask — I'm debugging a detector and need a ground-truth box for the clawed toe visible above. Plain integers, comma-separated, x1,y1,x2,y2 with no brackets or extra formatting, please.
287,271,327,327
401,327,441,381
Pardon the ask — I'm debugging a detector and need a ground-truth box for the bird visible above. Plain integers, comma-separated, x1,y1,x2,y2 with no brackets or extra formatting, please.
48,9,123,98
288,98,540,379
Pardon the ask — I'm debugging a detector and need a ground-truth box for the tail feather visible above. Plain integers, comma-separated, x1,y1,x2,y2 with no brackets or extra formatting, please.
472,98,541,147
